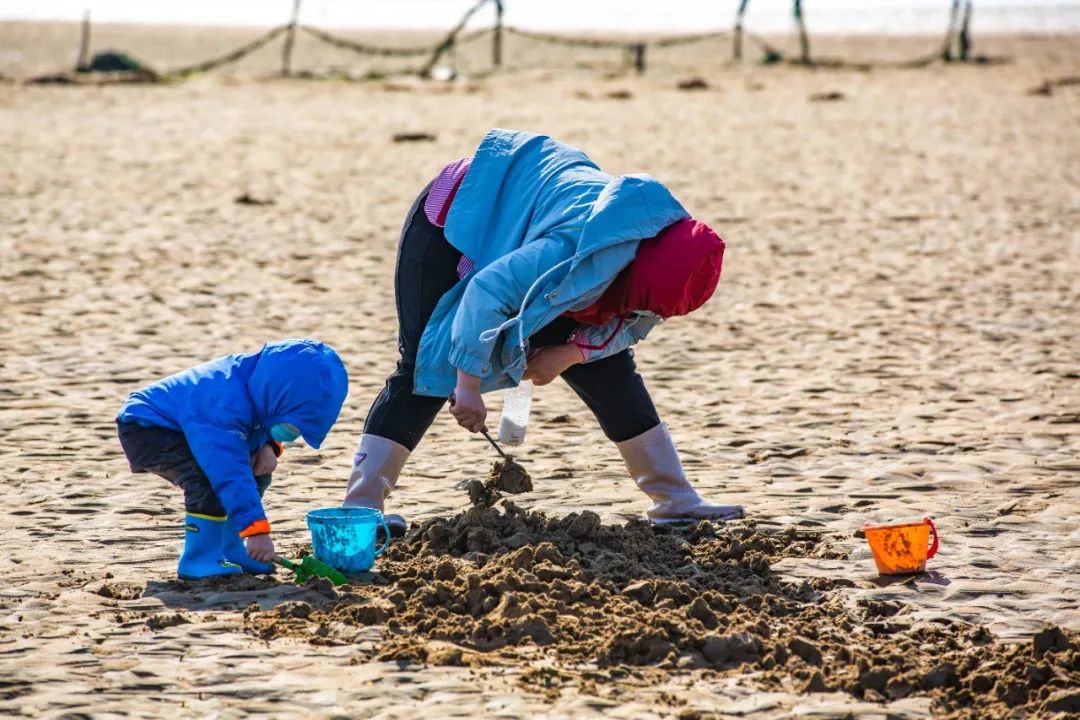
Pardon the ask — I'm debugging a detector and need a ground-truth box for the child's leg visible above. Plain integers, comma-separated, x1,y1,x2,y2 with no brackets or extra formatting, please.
117,422,242,577
347,185,460,515
559,352,744,523
118,421,229,516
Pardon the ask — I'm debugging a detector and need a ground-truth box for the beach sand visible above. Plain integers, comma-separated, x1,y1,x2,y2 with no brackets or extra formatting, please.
0,23,1077,718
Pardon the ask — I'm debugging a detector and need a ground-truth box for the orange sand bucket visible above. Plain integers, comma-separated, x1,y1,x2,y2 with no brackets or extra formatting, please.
863,517,939,575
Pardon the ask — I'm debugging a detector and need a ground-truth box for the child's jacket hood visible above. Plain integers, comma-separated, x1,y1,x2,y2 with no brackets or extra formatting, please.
247,340,349,450
117,339,348,531
414,129,688,397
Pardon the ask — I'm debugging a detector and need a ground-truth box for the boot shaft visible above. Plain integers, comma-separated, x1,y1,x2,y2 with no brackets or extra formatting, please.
179,514,241,579
344,434,411,510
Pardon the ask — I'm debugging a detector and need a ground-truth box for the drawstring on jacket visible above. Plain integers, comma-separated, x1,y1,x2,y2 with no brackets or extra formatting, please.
478,255,577,349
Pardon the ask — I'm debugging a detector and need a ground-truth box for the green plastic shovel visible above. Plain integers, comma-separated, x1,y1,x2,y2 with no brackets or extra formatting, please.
274,555,348,587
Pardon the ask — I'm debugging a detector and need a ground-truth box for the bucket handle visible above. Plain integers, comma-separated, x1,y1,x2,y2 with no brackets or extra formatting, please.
374,513,391,557
924,516,939,559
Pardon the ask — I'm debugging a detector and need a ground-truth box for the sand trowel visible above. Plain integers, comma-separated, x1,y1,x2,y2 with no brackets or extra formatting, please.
448,393,532,493
273,555,348,587
448,393,513,461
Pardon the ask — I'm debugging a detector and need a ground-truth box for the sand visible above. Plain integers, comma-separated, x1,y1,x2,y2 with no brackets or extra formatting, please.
0,22,1078,719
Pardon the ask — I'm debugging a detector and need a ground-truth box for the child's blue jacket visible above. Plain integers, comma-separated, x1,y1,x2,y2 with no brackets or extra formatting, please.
414,129,689,398
117,339,348,531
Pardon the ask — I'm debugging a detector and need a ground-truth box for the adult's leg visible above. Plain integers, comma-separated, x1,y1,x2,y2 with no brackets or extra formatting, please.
347,185,460,522
559,353,743,523
362,184,461,451
558,349,660,443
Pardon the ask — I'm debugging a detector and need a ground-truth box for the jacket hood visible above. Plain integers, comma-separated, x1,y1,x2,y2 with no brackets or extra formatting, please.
574,174,688,262
555,173,689,307
566,218,725,325
246,339,348,449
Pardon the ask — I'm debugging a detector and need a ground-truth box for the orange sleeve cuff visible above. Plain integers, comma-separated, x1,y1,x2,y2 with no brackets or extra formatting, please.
269,440,284,457
239,519,271,537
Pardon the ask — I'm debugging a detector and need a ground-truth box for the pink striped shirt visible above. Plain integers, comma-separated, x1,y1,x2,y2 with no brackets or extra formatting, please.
424,157,471,229
425,157,475,281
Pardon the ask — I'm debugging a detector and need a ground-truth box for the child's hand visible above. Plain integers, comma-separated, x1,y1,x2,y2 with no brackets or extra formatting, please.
523,344,583,386
450,372,487,433
245,533,276,563
251,443,278,476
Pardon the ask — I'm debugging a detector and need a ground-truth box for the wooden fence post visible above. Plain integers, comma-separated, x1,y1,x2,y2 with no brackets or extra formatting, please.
632,42,647,75
76,10,91,70
942,0,960,61
493,0,504,68
281,0,302,77
958,0,973,61
733,0,750,61
793,0,810,65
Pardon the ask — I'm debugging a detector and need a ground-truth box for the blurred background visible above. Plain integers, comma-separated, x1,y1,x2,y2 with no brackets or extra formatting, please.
2,0,1079,81
5,0,1080,32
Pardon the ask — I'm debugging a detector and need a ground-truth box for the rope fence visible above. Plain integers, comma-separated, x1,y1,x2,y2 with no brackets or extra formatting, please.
654,30,731,49
24,0,996,85
299,25,434,59
504,27,634,51
168,25,290,78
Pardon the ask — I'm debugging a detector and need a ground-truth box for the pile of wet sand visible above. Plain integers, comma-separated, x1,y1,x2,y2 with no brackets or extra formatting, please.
465,456,533,507
243,501,1078,718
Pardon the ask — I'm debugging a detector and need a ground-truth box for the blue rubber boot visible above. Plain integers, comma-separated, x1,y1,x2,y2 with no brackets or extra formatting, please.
222,516,274,574
178,514,243,580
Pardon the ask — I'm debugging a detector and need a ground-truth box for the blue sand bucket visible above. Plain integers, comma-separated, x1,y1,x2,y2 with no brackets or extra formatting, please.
306,507,390,574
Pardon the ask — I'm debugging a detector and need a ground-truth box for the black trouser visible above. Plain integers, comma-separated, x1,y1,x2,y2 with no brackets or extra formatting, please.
116,421,270,517
363,187,661,450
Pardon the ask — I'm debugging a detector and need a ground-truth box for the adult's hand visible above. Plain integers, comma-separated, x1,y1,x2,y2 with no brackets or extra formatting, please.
449,371,487,433
523,343,584,386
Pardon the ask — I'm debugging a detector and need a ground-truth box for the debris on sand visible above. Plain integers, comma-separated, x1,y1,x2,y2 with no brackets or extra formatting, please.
392,132,437,143
243,504,1078,718
95,581,142,600
79,51,158,79
234,192,274,206
809,90,846,102
1028,75,1080,97
677,77,709,91
30,51,160,85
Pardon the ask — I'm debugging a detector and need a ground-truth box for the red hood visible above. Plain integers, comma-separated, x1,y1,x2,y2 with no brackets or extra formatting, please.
566,218,725,326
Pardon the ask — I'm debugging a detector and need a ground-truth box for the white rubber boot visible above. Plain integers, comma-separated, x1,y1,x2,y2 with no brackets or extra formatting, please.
344,434,411,536
617,423,745,524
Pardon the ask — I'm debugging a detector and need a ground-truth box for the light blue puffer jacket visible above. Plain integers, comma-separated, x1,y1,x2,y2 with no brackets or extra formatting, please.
413,129,689,398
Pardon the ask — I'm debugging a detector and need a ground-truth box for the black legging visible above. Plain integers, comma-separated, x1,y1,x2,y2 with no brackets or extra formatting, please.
363,187,661,450
116,421,271,517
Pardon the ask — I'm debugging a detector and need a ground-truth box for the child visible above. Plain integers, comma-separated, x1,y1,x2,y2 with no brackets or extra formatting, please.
344,129,743,533
117,339,348,579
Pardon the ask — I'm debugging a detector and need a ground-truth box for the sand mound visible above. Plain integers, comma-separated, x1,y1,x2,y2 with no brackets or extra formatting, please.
244,504,1077,717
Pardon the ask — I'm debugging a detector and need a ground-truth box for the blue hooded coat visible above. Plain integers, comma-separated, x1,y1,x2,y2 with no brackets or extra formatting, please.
414,129,690,398
117,339,349,531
